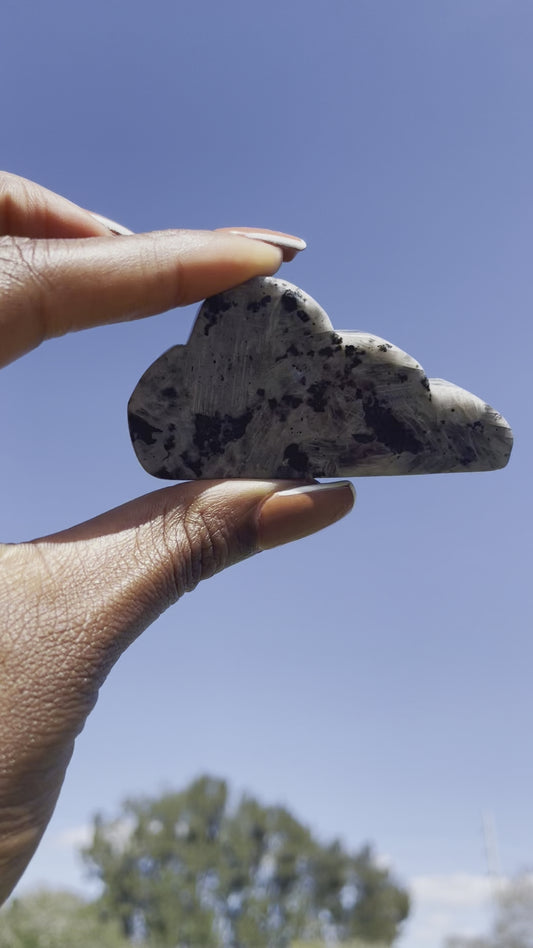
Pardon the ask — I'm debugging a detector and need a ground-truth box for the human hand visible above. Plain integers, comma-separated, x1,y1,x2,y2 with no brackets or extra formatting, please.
0,172,355,901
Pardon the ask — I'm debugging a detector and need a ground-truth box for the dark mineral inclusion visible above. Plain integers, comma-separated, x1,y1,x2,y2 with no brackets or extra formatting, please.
128,277,513,479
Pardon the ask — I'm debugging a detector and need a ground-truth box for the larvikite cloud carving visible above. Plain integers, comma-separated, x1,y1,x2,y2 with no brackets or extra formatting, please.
128,277,512,479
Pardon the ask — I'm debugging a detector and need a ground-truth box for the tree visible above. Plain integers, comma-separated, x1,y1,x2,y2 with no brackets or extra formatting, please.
444,873,533,948
83,775,410,947
0,889,129,948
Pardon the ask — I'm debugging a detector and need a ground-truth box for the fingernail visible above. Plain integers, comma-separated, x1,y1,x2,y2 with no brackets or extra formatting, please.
257,481,355,550
88,211,134,236
226,229,307,262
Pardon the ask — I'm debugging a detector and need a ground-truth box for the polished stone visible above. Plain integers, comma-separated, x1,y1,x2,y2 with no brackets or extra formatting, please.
128,277,513,479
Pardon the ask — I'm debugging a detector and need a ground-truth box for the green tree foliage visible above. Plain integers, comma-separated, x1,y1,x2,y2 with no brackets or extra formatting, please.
0,889,129,948
82,775,410,947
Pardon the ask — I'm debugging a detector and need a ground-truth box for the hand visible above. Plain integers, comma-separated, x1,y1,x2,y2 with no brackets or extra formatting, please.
0,172,355,902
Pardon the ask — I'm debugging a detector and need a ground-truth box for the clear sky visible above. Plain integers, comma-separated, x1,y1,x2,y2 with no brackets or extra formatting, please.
0,2,531,945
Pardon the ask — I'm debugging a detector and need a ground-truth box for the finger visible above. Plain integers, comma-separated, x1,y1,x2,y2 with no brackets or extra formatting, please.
22,478,355,707
0,170,118,238
0,478,354,899
0,230,283,367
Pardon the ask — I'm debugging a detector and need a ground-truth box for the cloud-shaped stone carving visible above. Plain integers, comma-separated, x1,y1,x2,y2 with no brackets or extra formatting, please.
128,277,512,479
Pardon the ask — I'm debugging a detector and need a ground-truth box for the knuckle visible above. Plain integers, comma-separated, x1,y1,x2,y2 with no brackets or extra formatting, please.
0,237,49,344
142,233,186,309
0,235,71,361
160,502,231,599
0,236,33,286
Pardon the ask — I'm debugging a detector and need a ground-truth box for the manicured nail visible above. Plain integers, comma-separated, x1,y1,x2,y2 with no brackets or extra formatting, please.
257,481,355,550
225,228,307,262
88,211,134,236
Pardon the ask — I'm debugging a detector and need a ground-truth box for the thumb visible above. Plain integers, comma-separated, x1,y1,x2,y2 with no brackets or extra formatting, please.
0,478,354,899
36,478,355,686
4,478,355,741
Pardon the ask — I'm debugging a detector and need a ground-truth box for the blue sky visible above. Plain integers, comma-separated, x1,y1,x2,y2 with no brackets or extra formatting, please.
0,1,531,945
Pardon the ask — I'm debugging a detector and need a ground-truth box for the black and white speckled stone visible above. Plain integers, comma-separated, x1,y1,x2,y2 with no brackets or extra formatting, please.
128,277,513,479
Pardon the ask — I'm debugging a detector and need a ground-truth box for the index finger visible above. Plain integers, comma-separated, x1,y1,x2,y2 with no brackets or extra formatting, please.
0,230,283,367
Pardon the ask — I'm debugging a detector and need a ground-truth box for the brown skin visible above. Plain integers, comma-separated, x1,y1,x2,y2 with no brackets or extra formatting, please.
0,173,354,902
